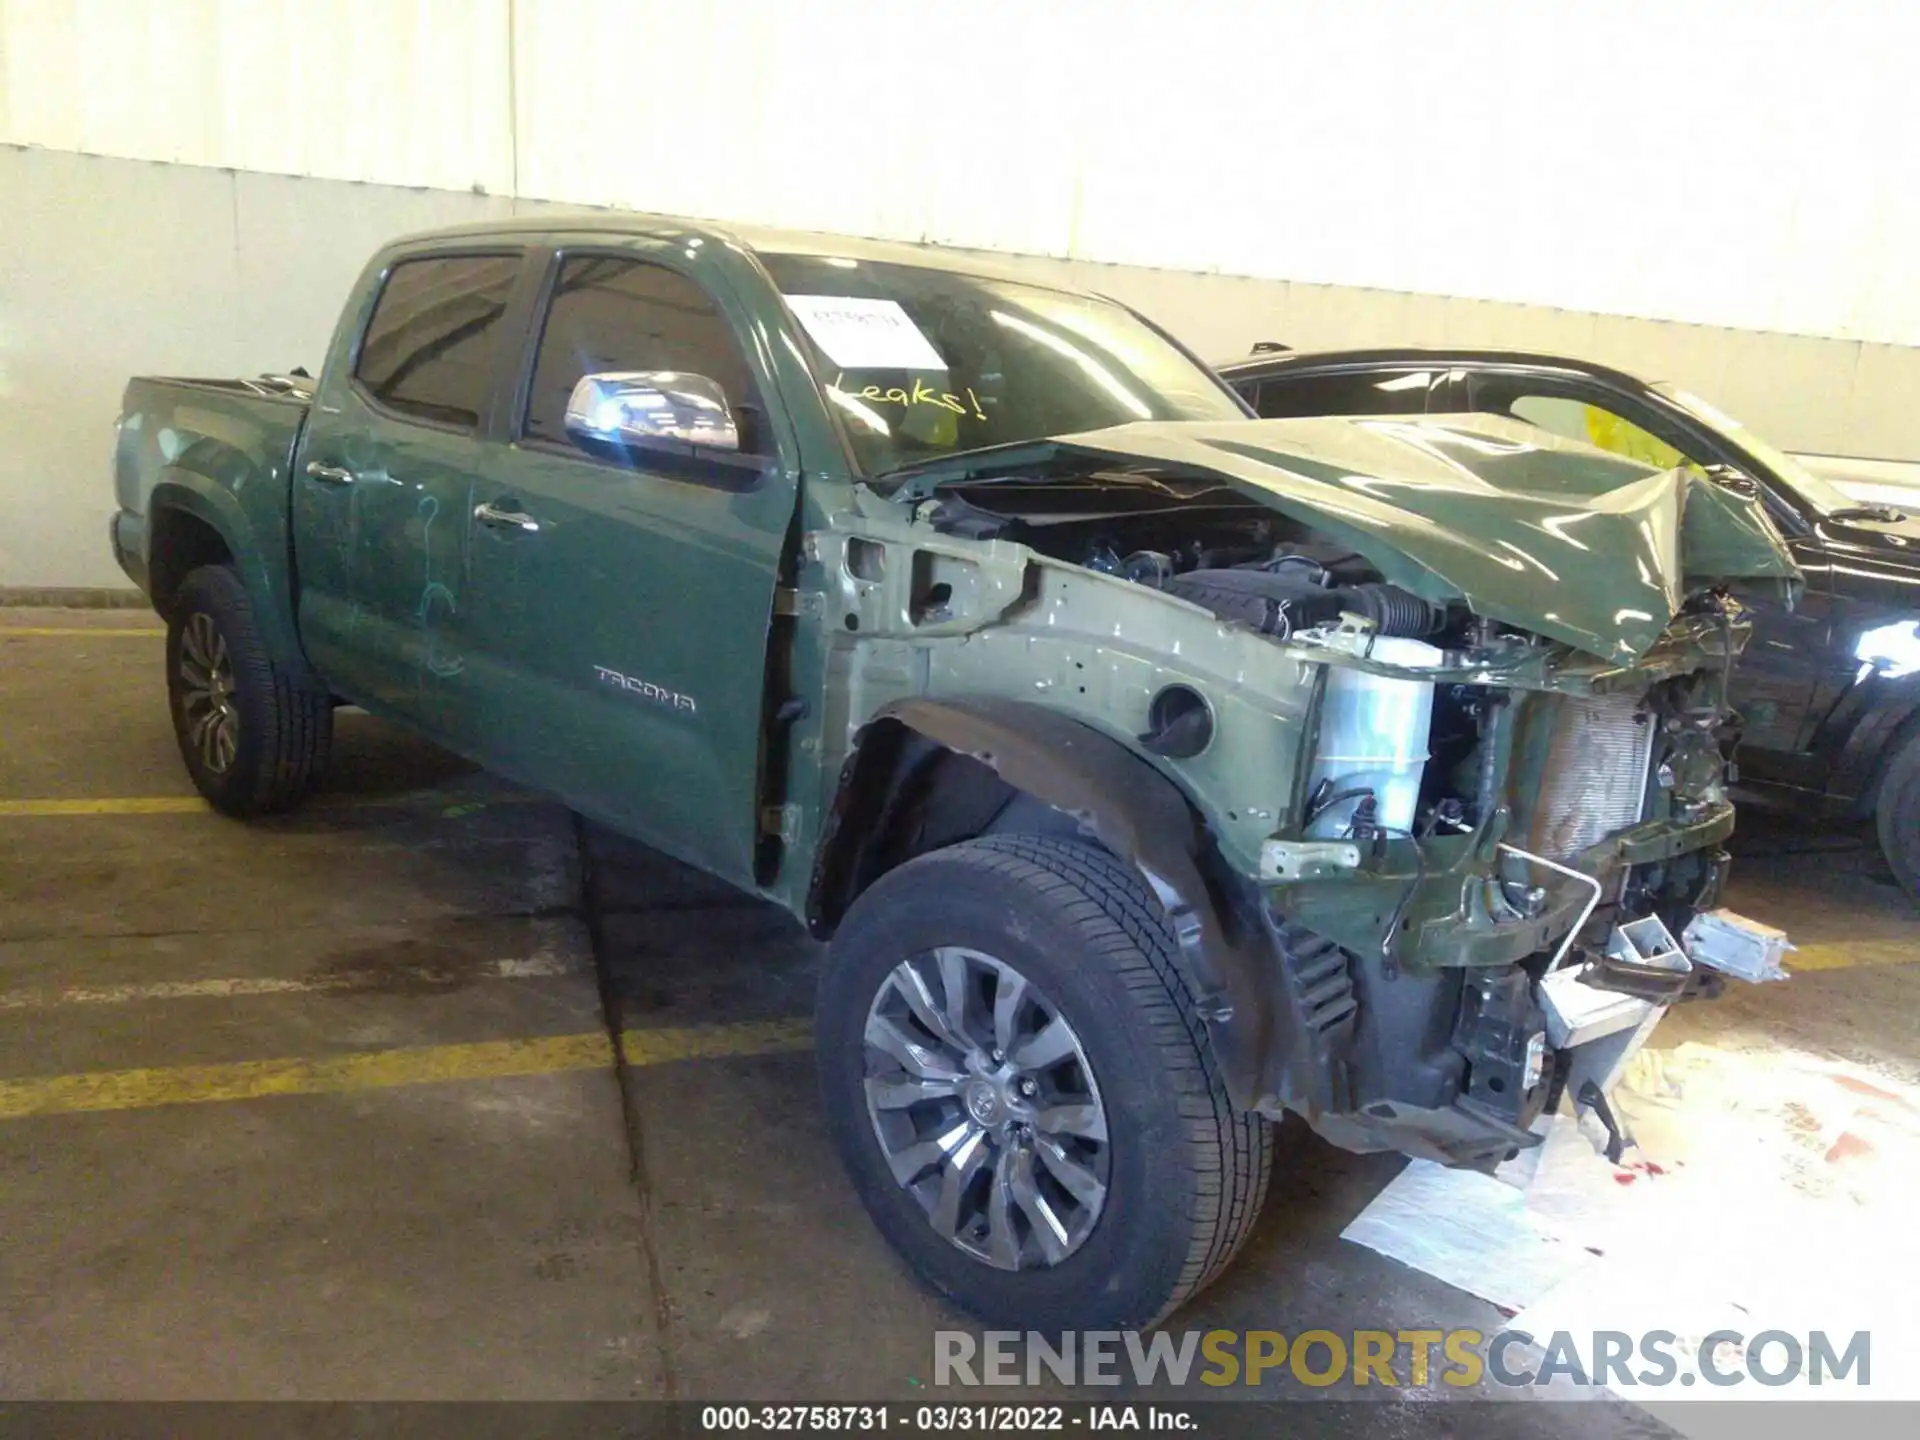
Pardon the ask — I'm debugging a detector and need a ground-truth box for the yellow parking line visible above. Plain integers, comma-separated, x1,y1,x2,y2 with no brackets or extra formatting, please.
0,797,207,816
0,627,166,637
1789,941,1920,973
0,1017,814,1121
0,793,543,818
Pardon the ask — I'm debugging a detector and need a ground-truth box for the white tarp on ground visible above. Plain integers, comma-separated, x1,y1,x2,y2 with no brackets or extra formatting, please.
1342,1037,1920,1421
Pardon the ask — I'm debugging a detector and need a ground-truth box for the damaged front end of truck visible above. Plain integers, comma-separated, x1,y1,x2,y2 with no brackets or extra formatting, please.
813,412,1803,1170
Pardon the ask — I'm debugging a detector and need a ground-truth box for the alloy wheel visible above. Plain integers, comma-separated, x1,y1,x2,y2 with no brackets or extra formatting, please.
861,947,1110,1271
178,612,240,774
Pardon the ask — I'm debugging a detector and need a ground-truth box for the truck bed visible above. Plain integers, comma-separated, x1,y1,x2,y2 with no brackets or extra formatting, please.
110,375,315,606
114,375,313,517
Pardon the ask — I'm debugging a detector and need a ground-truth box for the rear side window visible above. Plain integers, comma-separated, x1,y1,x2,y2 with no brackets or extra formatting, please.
355,254,521,428
1254,370,1447,418
523,256,761,451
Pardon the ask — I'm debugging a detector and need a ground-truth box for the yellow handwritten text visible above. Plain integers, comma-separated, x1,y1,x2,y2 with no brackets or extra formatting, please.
834,374,987,421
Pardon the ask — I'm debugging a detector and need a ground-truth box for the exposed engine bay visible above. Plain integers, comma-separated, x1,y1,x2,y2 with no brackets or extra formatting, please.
926,470,1451,640
927,466,1740,866
919,465,1781,1166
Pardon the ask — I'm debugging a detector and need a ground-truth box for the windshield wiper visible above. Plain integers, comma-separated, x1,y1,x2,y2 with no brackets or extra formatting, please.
1828,505,1908,523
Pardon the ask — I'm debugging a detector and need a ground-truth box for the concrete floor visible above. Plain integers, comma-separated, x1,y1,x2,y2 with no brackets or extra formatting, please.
2,609,1915,1426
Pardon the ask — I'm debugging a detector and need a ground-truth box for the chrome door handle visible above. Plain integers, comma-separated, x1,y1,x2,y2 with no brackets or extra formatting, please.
473,501,540,533
304,460,356,485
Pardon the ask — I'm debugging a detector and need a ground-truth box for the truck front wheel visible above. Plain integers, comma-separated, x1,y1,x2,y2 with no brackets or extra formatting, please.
816,834,1272,1329
166,564,332,816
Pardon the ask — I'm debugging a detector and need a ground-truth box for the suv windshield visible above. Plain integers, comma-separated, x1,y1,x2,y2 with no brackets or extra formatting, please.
759,254,1245,479
1654,383,1860,517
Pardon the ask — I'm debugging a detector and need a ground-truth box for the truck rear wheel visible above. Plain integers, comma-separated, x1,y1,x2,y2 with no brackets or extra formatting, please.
1875,730,1920,900
166,564,332,816
816,833,1271,1329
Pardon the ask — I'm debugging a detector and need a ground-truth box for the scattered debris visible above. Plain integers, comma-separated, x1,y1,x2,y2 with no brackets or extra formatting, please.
1343,1034,1920,1413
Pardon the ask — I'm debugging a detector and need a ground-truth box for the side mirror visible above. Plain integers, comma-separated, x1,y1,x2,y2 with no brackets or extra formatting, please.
1700,461,1760,499
564,371,740,454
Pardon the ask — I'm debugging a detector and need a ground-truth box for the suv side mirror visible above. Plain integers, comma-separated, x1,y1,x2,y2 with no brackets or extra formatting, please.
1700,461,1760,499
564,371,740,454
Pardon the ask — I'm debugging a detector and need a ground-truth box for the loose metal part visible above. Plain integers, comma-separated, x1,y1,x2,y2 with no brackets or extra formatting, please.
1681,908,1793,982
1258,838,1363,881
1494,841,1603,974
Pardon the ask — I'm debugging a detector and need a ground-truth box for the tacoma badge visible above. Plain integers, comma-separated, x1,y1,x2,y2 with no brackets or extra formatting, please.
593,665,697,714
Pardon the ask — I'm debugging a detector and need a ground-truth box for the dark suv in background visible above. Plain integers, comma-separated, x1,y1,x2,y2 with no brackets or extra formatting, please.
1219,347,1920,898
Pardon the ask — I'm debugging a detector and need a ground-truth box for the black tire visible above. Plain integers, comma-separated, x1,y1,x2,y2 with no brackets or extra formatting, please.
1876,732,1920,899
166,564,332,816
816,833,1272,1329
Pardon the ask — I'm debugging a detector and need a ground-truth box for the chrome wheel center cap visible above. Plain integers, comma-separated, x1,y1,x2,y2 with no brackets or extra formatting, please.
963,1079,1002,1127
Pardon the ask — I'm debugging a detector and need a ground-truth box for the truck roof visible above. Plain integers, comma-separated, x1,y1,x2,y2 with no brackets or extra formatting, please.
1215,345,1667,391
387,209,1061,289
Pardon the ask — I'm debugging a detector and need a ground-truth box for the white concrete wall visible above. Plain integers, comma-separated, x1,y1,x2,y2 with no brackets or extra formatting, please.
5,0,1919,344
8,0,1920,589
0,148,512,588
7,146,1920,588
11,147,1920,591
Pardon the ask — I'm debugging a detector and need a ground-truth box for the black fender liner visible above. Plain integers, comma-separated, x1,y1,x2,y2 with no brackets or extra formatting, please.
807,697,1544,1167
808,696,1279,1110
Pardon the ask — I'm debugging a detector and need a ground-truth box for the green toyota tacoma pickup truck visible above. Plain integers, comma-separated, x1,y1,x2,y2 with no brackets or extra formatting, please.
112,213,1800,1328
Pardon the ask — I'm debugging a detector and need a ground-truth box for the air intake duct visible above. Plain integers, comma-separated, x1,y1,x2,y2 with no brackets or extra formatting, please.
1342,584,1446,638
1166,570,1446,640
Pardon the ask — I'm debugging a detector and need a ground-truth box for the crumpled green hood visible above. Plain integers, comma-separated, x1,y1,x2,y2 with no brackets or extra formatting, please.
894,413,1803,661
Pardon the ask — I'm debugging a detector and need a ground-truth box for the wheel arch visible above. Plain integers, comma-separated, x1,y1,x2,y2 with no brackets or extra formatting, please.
147,475,307,673
807,697,1273,1107
1817,675,1920,817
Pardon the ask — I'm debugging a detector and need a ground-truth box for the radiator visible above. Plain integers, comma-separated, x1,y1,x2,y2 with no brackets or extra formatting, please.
1527,694,1655,861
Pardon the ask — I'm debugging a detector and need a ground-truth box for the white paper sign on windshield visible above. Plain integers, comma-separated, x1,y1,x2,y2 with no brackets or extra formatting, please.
783,295,948,372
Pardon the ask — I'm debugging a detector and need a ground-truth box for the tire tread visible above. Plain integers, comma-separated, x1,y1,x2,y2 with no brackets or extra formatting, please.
1876,734,1920,900
934,834,1272,1322
172,564,331,815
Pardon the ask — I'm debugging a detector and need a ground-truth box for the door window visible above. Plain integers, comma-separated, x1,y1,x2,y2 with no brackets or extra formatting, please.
354,254,521,428
1507,393,1697,472
1254,369,1466,418
523,256,764,453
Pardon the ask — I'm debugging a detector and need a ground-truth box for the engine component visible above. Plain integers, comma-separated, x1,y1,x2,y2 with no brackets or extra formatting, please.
1350,584,1447,638
1305,637,1442,838
1166,568,1321,634
1168,568,1446,640
1120,550,1176,587
1527,694,1654,860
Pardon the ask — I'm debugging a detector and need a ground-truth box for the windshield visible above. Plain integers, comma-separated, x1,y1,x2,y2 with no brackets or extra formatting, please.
759,254,1246,479
1654,383,1861,516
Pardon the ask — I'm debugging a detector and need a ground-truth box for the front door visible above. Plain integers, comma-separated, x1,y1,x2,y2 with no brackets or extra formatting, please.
294,250,524,745
461,246,798,886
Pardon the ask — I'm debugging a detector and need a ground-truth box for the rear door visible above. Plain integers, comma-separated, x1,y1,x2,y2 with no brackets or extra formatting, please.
460,244,799,886
294,249,527,745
